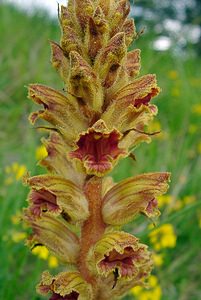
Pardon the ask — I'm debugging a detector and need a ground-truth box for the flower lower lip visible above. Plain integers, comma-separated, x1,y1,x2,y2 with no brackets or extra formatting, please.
99,247,136,276
50,291,79,300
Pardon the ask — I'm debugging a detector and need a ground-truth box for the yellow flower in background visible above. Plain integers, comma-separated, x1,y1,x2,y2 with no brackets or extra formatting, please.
152,253,164,267
157,194,173,208
32,245,58,268
189,78,201,87
4,162,27,185
32,245,49,260
149,275,158,287
167,70,178,80
131,275,162,300
149,224,177,251
35,145,48,161
192,104,201,115
48,255,59,268
11,231,27,243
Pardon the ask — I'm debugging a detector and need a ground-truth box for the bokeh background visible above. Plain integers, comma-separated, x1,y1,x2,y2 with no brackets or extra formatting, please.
0,0,201,299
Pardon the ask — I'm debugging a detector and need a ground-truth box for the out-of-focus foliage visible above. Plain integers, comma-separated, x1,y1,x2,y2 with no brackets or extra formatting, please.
130,0,201,55
0,3,201,300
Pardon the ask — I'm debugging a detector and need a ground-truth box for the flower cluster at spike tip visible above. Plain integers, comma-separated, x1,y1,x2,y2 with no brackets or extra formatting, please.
23,1,171,299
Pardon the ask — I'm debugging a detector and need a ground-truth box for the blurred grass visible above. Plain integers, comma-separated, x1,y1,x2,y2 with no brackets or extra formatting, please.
0,3,201,300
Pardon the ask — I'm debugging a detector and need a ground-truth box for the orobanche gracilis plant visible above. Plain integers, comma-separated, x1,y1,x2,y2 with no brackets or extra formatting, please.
23,0,170,299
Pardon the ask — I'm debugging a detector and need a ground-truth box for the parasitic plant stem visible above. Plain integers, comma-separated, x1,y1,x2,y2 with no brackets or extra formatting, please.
80,177,106,285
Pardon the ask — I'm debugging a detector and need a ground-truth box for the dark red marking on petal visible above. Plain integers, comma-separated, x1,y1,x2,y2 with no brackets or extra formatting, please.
99,247,137,277
50,292,79,300
134,88,159,108
69,130,125,174
145,198,158,215
29,189,60,217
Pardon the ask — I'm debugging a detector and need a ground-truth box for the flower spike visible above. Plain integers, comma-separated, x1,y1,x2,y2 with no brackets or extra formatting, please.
24,0,170,299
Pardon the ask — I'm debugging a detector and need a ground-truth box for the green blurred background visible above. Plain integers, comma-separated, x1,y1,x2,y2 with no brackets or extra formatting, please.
0,0,201,299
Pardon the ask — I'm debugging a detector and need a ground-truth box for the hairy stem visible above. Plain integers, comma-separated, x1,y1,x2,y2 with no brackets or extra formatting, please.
79,176,106,287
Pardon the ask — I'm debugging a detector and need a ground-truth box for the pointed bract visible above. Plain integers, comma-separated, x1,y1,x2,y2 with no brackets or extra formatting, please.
94,32,127,87
68,51,104,112
125,49,141,78
50,41,69,82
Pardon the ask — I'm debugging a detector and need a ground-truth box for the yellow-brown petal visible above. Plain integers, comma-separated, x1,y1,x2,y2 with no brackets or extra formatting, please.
84,7,109,60
122,18,136,47
94,32,127,87
50,41,69,82
102,173,171,225
75,0,94,31
37,271,93,300
109,0,131,36
125,49,141,78
102,74,160,131
25,212,80,264
26,174,89,223
28,84,88,144
68,51,104,112
40,133,85,186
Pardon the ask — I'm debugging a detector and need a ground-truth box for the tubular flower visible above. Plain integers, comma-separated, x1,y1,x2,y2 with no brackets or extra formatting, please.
102,173,170,225
88,231,152,280
24,211,80,264
23,1,171,299
25,174,89,222
69,120,126,176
